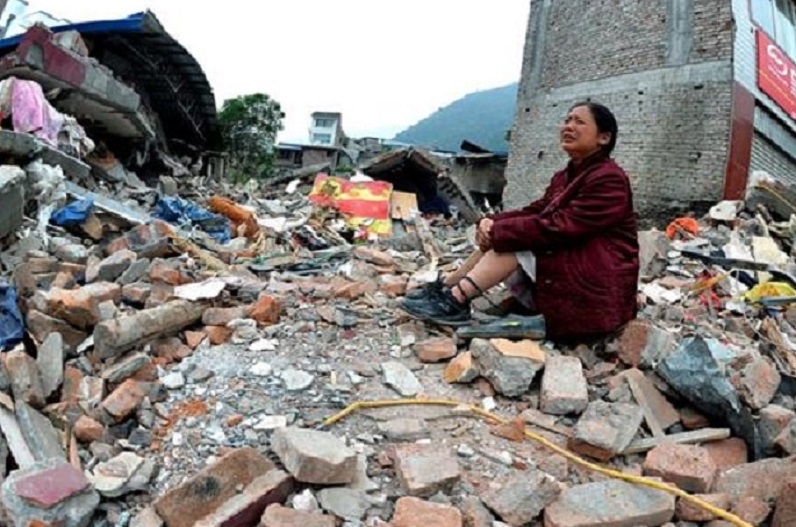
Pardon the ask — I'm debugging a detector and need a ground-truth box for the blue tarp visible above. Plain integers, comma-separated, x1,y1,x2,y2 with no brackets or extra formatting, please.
154,196,231,244
0,284,24,350
50,196,95,227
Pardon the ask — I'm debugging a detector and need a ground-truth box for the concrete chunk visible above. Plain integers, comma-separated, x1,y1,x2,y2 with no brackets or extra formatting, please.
271,427,357,485
544,480,675,527
1,458,99,527
470,338,544,397
541,355,589,415
393,443,461,497
480,469,560,525
569,401,643,460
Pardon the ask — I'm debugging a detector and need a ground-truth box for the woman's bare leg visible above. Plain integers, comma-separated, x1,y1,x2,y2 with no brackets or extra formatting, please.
443,249,485,287
451,250,518,302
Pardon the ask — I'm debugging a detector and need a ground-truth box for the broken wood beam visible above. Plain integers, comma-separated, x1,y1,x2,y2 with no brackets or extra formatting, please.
621,428,731,455
94,300,206,360
626,376,665,439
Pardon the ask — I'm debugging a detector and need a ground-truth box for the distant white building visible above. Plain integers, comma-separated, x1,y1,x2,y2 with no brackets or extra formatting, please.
0,0,70,39
308,111,344,147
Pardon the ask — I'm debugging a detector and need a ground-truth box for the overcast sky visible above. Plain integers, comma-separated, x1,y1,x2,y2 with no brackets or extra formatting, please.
27,1,529,142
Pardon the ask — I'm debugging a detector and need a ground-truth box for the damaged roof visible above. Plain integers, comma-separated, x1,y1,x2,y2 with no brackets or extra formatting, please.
360,147,444,178
0,11,221,150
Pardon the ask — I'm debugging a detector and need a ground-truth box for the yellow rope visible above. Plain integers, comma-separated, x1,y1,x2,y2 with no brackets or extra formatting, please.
323,398,752,527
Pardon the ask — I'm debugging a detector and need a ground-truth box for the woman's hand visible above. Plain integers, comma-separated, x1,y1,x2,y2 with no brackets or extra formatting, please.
476,218,494,252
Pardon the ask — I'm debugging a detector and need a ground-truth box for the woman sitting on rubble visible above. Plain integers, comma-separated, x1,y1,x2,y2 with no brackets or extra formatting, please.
401,101,640,341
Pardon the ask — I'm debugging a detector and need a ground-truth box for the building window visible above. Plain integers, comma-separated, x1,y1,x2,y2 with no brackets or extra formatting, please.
754,0,796,59
312,133,332,144
314,118,336,128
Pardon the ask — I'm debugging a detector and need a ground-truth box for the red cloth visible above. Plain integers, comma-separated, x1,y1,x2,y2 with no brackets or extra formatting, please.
490,154,639,339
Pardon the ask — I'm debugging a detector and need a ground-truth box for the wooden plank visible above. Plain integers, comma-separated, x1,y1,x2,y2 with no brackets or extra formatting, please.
622,428,731,455
0,406,35,469
390,191,418,221
620,369,680,430
627,376,665,439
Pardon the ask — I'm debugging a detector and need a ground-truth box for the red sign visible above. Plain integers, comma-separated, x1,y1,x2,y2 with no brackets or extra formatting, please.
757,30,796,120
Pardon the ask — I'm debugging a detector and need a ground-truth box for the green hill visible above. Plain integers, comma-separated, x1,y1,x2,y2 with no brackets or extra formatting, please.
394,83,518,152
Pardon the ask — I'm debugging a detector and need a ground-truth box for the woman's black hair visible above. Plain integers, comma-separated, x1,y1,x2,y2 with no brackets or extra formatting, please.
569,100,618,155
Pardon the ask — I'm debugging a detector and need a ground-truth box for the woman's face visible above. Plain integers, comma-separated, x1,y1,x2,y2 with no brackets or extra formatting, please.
559,105,611,159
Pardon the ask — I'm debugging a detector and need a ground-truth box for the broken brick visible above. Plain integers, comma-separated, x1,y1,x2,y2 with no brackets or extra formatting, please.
415,337,457,363
391,497,462,527
184,330,207,349
47,282,121,329
100,379,146,422
731,496,771,526
643,442,718,493
772,478,796,527
704,438,749,472
202,306,250,327
443,352,478,384
154,447,280,527
205,326,232,345
260,505,335,527
540,355,589,415
393,443,461,497
250,293,281,326
13,462,89,508
74,416,105,444
675,493,731,523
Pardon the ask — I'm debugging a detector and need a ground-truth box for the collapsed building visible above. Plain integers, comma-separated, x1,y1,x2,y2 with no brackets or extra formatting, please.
0,10,223,246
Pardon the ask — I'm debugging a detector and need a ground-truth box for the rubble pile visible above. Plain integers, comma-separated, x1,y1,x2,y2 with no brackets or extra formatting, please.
1,13,796,527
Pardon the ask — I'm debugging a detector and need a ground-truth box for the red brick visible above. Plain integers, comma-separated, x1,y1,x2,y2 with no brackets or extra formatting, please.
391,497,462,527
14,463,89,507
643,443,717,492
202,306,250,327
154,447,280,527
74,415,104,444
250,294,281,326
150,259,192,286
107,220,174,255
194,469,293,527
772,478,796,527
675,493,731,523
185,330,207,349
713,457,796,502
153,337,193,363
704,438,748,471
415,337,457,363
100,379,146,422
121,282,151,306
260,505,335,527
26,310,88,353
205,326,232,345
379,274,407,297
51,271,76,290
617,319,652,367
731,496,771,525
47,282,121,329
680,406,710,429
736,357,781,410
394,443,461,497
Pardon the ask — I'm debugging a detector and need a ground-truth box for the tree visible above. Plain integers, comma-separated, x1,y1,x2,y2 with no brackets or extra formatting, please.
219,93,284,182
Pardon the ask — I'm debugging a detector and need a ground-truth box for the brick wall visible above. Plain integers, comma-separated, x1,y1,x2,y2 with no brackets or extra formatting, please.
506,0,735,221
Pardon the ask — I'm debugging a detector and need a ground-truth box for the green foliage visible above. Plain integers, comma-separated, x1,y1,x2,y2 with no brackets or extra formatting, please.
394,83,518,152
219,93,284,181
335,163,355,176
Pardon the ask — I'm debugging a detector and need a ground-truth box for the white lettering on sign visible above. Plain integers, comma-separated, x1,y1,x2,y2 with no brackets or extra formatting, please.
767,43,796,95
